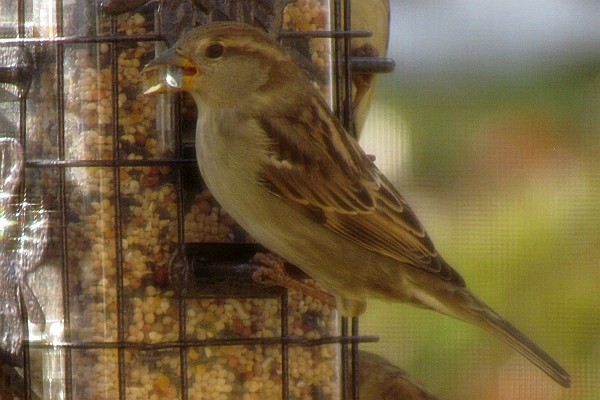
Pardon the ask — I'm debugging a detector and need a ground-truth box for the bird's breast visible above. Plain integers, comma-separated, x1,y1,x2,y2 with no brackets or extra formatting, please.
193,110,345,277
194,110,276,230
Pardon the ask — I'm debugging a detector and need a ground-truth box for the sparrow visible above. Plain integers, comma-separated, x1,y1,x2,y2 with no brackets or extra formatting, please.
143,21,570,387
358,350,439,400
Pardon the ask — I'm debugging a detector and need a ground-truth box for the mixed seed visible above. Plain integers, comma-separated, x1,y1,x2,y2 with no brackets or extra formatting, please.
21,4,342,399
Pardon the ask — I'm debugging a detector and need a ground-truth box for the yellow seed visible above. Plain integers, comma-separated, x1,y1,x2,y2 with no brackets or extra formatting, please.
154,374,170,392
195,364,206,376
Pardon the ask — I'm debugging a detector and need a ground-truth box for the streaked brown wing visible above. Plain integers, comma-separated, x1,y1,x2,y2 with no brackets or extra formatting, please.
257,95,463,284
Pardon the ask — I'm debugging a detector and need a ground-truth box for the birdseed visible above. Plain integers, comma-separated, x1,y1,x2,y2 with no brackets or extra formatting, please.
21,9,341,400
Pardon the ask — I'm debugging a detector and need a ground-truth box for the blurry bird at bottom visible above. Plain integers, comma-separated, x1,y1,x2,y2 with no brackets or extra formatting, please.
143,22,570,388
359,350,439,400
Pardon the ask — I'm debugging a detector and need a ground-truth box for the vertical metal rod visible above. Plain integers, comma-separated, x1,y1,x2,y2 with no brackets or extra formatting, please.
175,96,190,400
351,316,359,400
178,294,190,400
16,0,25,35
16,1,31,398
332,0,344,121
16,0,27,201
340,316,350,400
109,15,127,400
55,0,73,397
177,201,190,398
17,0,27,144
333,0,358,398
345,1,361,394
345,8,358,399
280,290,290,400
20,302,32,400
342,0,354,136
151,10,191,400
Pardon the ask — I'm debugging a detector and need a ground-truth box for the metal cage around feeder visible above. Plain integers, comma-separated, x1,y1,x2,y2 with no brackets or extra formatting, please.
0,1,394,399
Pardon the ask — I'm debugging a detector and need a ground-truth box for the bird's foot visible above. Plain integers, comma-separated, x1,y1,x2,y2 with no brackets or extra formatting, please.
351,43,379,58
251,252,336,308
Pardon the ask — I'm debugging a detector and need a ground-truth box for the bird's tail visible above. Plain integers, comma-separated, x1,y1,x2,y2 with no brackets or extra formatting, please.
453,290,571,388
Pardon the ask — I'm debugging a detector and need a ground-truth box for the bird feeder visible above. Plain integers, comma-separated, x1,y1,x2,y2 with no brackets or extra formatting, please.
0,1,393,399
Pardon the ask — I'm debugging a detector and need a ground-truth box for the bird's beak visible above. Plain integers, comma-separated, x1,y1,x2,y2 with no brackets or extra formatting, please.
143,47,199,95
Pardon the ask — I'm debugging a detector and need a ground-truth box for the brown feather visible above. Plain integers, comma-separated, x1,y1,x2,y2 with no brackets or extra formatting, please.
257,90,464,285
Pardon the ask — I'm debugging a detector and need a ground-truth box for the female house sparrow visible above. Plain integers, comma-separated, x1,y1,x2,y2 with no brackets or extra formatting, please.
358,350,439,400
144,22,570,387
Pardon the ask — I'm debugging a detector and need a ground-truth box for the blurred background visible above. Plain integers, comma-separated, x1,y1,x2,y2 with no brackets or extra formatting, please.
359,1,600,399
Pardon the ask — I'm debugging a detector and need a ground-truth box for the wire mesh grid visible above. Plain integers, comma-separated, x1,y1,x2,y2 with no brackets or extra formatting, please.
0,0,393,399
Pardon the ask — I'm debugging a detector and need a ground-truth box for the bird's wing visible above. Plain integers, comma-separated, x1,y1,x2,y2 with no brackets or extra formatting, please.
257,95,464,285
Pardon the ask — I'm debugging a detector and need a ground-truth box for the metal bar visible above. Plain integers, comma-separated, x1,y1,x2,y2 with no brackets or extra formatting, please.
279,30,371,38
17,0,25,37
55,0,73,396
340,316,350,400
177,186,191,398
280,290,290,400
25,334,379,350
16,0,30,399
0,34,162,45
351,317,360,400
178,294,190,400
332,2,354,398
174,58,190,400
342,0,361,394
333,0,344,123
351,56,396,74
0,32,371,47
108,15,127,400
0,48,396,78
20,298,32,400
343,0,354,136
0,29,369,46
17,20,27,147
158,0,188,378
25,158,198,167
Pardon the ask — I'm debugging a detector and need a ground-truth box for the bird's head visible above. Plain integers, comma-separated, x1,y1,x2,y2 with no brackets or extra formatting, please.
143,22,295,108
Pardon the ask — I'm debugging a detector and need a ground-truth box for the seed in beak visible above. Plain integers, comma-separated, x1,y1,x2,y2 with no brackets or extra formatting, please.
165,66,183,88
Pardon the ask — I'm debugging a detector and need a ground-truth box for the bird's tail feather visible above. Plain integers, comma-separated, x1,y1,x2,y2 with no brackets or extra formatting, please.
459,295,571,388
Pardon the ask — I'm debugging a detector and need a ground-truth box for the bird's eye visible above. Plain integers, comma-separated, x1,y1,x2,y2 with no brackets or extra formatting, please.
205,43,224,59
